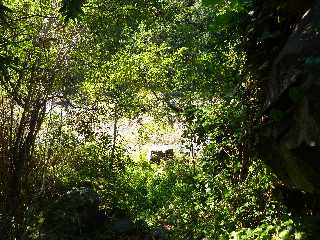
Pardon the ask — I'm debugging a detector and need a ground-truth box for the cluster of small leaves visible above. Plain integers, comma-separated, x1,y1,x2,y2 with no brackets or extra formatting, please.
230,219,306,240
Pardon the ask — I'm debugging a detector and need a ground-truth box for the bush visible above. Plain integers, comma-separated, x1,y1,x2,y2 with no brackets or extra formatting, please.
40,187,103,239
112,153,291,240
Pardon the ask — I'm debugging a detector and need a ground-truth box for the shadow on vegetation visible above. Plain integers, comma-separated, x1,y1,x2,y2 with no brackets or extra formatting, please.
40,187,168,240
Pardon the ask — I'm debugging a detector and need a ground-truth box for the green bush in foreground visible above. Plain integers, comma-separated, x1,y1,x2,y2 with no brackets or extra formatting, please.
114,153,297,240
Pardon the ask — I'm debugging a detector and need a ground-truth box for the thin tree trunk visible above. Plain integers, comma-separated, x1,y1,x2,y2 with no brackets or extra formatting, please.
111,105,118,161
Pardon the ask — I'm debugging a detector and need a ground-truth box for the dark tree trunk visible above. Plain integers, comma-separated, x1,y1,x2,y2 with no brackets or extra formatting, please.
1,100,46,239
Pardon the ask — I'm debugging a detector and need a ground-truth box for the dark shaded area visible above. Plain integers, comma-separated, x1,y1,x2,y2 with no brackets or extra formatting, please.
251,0,320,193
248,0,320,235
39,187,168,240
59,0,85,22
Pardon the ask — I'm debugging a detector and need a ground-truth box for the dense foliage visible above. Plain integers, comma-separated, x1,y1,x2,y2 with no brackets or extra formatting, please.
0,0,315,239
